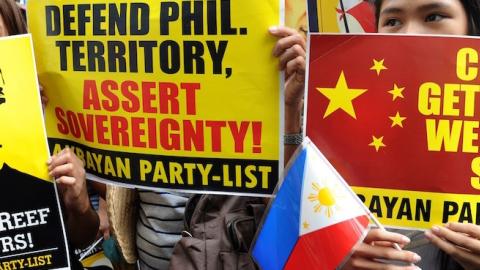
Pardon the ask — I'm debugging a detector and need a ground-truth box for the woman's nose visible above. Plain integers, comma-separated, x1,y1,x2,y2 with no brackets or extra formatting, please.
402,22,429,34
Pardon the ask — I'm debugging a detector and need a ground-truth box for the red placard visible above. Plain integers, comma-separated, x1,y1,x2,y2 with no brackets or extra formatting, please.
306,34,480,228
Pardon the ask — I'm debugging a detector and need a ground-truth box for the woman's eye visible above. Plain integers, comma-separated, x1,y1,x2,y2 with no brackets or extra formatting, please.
384,18,401,27
425,14,446,22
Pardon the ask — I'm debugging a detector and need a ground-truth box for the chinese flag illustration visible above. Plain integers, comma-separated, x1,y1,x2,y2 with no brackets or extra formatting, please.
308,0,375,33
306,34,480,196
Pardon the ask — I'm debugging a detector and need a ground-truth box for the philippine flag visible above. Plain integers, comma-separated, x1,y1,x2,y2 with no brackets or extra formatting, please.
251,137,370,270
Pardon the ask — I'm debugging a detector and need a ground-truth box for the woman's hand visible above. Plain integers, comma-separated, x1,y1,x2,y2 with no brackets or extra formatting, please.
48,147,90,216
426,223,480,270
343,229,421,270
269,26,305,108
48,147,99,248
269,26,306,163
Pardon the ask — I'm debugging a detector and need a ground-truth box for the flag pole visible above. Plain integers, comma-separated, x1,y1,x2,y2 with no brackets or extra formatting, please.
339,0,350,33
363,207,404,251
365,212,414,266
79,237,103,261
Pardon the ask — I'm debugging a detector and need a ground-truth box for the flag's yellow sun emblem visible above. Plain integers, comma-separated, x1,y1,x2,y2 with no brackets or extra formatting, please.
308,182,337,217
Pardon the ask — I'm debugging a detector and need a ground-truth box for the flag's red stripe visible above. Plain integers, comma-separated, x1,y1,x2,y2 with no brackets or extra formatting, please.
284,215,369,270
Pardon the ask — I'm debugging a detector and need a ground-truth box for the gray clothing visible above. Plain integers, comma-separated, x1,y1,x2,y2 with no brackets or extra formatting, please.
136,191,189,270
395,229,461,270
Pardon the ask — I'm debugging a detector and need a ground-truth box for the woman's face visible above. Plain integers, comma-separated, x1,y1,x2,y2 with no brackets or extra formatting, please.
0,14,8,37
378,0,469,35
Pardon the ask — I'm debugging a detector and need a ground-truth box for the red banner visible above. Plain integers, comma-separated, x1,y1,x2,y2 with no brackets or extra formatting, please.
306,34,480,228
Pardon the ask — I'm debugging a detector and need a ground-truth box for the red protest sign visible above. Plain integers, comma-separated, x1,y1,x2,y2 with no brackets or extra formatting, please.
306,34,480,229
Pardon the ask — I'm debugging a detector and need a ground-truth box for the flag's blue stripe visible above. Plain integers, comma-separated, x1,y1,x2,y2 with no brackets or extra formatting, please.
252,148,307,270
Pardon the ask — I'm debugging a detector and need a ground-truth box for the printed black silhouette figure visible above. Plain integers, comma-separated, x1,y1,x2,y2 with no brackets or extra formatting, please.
0,163,68,269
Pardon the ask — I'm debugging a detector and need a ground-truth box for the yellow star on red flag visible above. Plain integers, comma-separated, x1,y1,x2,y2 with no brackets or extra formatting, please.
388,84,405,101
369,136,386,152
370,59,387,76
389,111,406,128
317,71,367,119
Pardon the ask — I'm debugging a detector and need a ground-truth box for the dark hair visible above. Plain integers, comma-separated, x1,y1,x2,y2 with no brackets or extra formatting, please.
374,0,480,35
0,0,27,35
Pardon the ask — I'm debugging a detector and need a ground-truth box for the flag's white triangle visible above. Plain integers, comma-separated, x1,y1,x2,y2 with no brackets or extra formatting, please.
300,140,367,235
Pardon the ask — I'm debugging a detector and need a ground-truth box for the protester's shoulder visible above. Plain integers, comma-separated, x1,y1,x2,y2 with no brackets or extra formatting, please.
138,189,190,202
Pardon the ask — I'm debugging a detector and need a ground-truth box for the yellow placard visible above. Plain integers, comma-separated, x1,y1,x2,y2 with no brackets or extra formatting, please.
0,35,70,270
355,186,480,230
81,251,112,269
28,0,282,195
286,0,307,34
0,35,49,181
